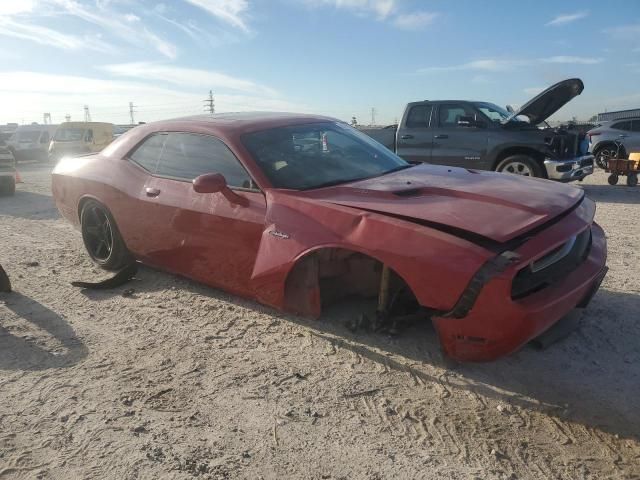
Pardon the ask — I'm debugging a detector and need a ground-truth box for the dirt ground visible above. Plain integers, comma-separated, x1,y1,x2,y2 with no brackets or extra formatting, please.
0,164,639,480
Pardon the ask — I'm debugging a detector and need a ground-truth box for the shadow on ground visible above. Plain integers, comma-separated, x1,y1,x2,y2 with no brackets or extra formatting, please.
0,190,59,220
72,263,640,443
582,183,640,204
0,291,88,371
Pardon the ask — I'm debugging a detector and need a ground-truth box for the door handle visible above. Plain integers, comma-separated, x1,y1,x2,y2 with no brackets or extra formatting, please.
434,134,449,139
618,134,628,138
400,134,414,140
145,187,161,197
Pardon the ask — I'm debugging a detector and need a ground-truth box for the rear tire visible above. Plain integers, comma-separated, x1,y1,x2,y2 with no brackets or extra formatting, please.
495,155,543,178
80,200,131,270
608,174,619,185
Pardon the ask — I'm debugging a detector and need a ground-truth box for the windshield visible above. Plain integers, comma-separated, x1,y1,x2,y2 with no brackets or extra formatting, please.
54,128,85,141
242,122,409,190
473,102,512,122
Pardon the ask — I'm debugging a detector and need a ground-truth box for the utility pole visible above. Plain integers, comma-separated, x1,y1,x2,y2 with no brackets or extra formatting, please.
370,107,376,126
84,105,91,122
204,90,215,114
65,114,71,122
129,102,136,124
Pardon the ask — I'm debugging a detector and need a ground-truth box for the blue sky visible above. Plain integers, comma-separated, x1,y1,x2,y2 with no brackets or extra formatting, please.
0,0,639,125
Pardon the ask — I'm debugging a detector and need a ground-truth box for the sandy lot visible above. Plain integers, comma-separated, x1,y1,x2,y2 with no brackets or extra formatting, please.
0,164,639,479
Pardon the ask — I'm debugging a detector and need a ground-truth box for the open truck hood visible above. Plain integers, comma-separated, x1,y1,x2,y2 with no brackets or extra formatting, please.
303,164,583,245
503,78,584,126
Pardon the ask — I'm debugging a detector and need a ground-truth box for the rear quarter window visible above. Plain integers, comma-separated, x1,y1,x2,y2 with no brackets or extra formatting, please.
129,134,167,173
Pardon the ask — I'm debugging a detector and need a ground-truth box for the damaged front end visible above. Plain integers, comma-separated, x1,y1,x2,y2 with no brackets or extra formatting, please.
541,126,594,182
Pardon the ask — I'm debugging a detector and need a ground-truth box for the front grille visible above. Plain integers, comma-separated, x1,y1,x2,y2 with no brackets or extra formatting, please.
511,228,592,300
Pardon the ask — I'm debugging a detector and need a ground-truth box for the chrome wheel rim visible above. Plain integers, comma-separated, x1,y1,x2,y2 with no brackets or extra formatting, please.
502,161,532,176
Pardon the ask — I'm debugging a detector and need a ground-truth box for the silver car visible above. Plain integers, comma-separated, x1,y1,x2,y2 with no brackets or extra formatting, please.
588,118,640,168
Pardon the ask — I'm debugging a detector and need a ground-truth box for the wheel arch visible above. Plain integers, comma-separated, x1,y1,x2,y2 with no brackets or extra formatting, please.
281,244,421,318
492,146,546,171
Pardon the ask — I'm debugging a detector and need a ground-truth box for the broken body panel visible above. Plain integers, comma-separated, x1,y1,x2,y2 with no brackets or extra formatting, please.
52,113,607,361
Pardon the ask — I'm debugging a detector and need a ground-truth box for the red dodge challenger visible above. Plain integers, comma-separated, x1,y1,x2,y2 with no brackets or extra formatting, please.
52,113,607,361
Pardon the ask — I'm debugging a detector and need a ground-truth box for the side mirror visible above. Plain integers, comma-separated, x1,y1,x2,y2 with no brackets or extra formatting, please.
193,173,249,207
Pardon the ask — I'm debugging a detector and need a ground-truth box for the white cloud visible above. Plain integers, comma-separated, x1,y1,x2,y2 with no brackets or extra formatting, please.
183,0,250,32
393,11,438,30
0,0,35,16
419,58,530,73
308,0,397,19
0,71,304,124
541,56,603,65
419,56,603,73
545,11,588,27
100,62,278,96
0,16,115,53
0,0,178,59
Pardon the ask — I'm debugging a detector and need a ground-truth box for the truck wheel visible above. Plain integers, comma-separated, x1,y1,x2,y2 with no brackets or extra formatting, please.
80,200,131,270
627,173,638,187
0,178,16,196
607,174,619,185
495,155,543,178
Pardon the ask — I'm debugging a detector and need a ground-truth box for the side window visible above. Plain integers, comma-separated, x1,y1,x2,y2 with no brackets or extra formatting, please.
438,104,476,127
156,133,253,189
612,121,632,131
129,134,167,173
630,120,640,132
406,105,433,128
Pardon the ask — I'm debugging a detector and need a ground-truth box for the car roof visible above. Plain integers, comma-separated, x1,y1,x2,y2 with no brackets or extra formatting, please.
148,112,338,136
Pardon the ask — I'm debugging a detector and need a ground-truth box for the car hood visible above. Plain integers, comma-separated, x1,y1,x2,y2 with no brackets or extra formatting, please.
302,165,583,245
503,78,584,126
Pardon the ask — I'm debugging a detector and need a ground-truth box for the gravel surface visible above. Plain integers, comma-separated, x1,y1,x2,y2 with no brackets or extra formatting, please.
1,164,639,479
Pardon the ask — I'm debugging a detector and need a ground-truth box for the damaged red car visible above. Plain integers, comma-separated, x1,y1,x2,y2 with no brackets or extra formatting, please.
52,113,607,361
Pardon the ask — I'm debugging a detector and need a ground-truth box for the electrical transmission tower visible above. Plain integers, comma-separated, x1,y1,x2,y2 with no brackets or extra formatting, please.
129,102,136,124
204,90,215,114
65,114,71,122
370,107,376,126
43,113,51,124
84,105,92,122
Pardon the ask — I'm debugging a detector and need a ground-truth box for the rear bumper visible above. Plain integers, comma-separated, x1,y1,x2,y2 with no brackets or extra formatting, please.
544,155,594,181
432,215,607,362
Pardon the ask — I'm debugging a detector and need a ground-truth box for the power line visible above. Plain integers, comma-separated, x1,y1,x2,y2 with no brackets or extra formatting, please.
129,102,136,124
203,90,215,114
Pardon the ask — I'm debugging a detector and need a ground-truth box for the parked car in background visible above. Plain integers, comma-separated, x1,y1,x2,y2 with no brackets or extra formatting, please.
587,118,640,168
7,125,58,161
48,122,114,162
0,139,16,196
361,78,593,182
52,112,607,361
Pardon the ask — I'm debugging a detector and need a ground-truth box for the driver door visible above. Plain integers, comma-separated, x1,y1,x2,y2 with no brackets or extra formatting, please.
139,132,266,296
430,103,489,168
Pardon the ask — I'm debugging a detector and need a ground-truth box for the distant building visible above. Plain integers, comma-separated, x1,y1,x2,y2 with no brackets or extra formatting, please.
597,108,640,122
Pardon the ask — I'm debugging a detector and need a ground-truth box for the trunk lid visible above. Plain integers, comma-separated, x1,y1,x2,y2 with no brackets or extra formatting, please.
302,164,583,244
503,78,584,126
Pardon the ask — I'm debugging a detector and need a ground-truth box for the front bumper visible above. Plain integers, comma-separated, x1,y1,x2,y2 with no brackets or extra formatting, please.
432,201,607,362
544,155,594,182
